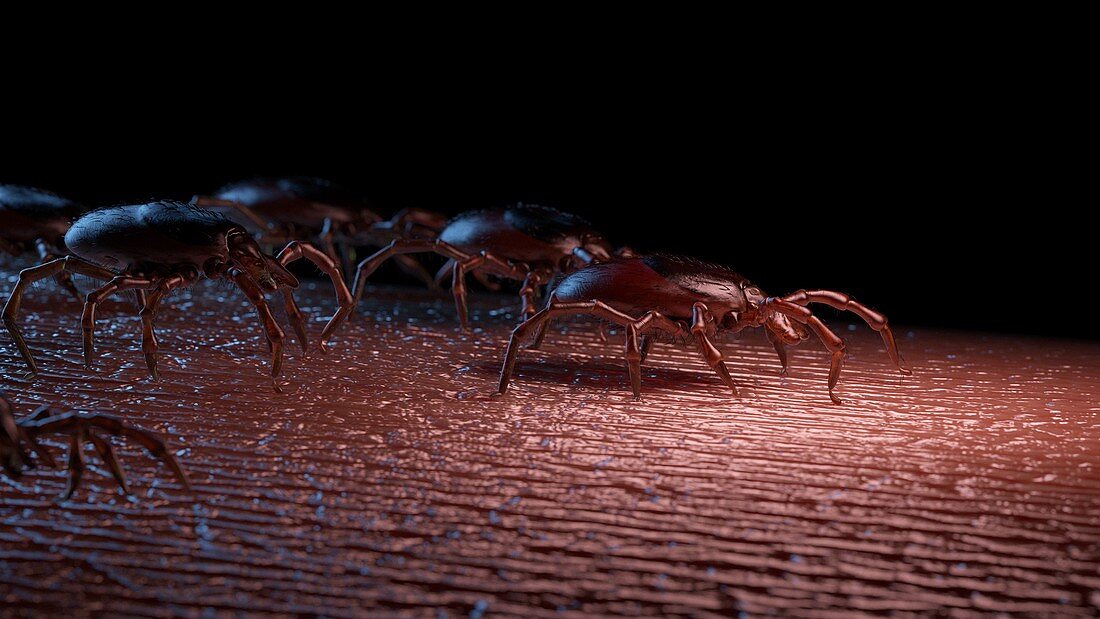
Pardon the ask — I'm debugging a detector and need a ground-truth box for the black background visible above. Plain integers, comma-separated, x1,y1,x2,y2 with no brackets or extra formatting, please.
2,47,1089,339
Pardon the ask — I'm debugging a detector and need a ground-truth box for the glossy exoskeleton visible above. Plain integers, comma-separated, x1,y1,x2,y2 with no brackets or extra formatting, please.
192,176,446,286
1,392,190,499
325,203,614,336
497,254,912,404
0,184,86,301
1,200,353,381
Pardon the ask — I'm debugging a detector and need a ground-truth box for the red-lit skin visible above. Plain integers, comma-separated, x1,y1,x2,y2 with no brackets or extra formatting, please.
0,184,86,301
192,177,446,287
324,204,616,336
0,392,189,500
498,255,912,404
1,200,353,384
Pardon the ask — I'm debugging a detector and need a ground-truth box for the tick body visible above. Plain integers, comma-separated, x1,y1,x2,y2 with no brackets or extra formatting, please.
0,184,86,300
193,176,445,286
327,203,614,336
2,200,353,382
498,254,912,404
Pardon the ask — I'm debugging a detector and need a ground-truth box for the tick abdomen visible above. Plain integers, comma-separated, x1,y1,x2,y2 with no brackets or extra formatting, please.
214,177,365,229
65,201,237,271
440,207,589,264
551,259,700,319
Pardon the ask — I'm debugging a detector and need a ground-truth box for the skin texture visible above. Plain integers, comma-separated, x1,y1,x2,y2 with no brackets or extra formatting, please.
497,254,912,404
2,201,353,384
330,204,615,336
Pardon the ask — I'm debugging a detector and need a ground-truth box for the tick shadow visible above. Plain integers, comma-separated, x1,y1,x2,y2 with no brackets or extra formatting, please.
468,356,726,394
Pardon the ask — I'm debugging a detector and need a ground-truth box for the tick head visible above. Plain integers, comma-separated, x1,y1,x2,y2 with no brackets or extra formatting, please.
226,230,299,292
741,285,767,307
581,233,613,262
766,313,810,344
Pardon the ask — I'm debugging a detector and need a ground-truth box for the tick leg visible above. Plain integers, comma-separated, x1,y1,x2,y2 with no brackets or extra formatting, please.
351,239,469,303
230,270,286,380
639,335,655,363
519,270,546,320
765,327,790,376
451,251,530,330
15,405,56,467
764,298,847,404
690,303,738,395
470,251,537,325
336,240,355,288
62,430,86,500
88,432,130,495
435,259,456,287
280,287,309,353
0,396,34,473
81,276,157,369
526,292,556,351
498,300,683,397
393,254,442,291
2,256,116,376
339,239,473,338
35,239,81,302
31,412,190,491
383,207,447,238
783,289,910,375
451,255,485,330
276,241,355,353
435,259,501,292
624,325,642,398
319,217,341,269
140,275,186,379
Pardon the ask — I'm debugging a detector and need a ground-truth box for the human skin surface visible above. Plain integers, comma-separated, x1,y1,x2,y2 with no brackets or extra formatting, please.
1,278,1098,616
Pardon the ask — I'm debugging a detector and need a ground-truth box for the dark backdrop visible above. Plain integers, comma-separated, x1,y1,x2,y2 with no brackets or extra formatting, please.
2,72,1088,339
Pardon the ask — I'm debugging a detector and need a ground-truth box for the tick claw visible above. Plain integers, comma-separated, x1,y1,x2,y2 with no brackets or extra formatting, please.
144,354,159,380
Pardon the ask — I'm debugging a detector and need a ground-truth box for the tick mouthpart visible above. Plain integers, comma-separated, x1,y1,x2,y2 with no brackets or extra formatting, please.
258,275,279,292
